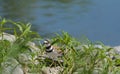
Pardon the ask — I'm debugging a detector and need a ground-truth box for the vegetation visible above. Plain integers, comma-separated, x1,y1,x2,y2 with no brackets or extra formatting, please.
0,18,120,74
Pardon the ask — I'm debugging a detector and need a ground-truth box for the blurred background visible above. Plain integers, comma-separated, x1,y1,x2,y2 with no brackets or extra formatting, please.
0,0,120,46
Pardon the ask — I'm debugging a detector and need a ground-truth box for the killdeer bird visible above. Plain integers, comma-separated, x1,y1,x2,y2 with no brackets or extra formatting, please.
43,39,63,60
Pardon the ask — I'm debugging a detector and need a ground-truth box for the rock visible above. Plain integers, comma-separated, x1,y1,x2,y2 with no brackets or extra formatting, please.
0,32,16,43
113,46,120,54
26,41,40,52
0,32,40,53
41,66,63,74
94,44,103,49
12,65,24,74
76,44,103,51
1,58,24,74
18,53,30,64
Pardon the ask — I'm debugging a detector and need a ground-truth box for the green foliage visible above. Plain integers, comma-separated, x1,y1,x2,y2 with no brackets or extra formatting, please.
0,18,41,72
51,32,118,74
0,18,120,74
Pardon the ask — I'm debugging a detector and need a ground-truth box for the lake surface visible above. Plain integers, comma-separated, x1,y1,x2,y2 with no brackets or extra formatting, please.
0,0,120,46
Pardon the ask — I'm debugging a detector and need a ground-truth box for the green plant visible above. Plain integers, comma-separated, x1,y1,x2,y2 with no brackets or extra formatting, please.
0,17,120,74
0,18,41,73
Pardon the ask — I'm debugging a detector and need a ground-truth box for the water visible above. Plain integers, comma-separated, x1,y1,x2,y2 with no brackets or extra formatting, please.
0,0,120,46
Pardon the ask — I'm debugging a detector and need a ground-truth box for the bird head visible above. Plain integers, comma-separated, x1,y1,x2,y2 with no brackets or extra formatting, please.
43,39,51,47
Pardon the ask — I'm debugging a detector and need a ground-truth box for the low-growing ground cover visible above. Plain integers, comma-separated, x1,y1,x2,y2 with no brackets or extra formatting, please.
0,18,120,74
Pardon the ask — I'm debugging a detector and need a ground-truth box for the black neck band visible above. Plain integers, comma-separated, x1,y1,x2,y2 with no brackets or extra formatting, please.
46,45,53,52
46,45,51,49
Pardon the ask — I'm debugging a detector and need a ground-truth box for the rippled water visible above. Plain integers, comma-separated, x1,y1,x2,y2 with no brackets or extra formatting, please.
0,0,120,46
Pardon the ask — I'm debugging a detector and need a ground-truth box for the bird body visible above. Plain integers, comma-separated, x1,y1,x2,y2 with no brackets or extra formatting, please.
43,39,63,59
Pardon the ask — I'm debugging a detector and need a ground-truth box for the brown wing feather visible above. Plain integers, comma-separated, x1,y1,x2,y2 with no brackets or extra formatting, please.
53,45,63,54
